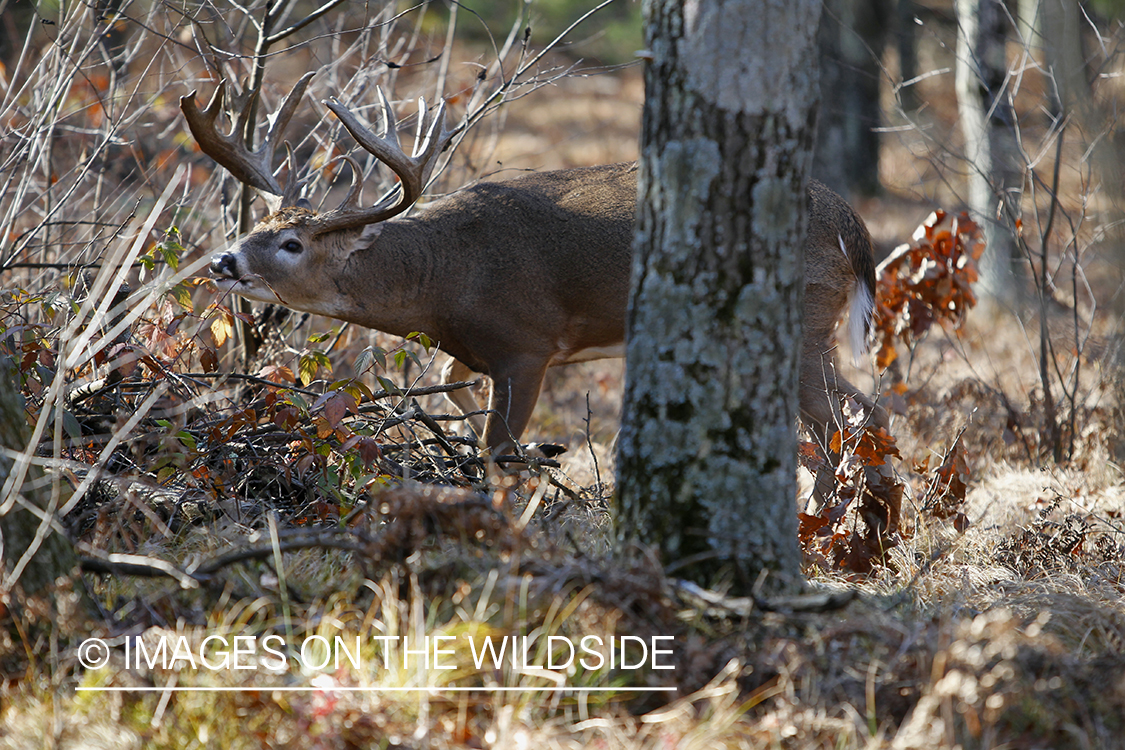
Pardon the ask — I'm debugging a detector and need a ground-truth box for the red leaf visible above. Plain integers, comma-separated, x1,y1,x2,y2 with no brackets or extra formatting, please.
200,347,219,373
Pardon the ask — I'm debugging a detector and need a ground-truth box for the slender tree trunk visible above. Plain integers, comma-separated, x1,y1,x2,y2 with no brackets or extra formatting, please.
1028,1,1124,209
616,0,819,596
955,0,1024,305
1034,0,1089,113
895,0,921,114
815,0,888,198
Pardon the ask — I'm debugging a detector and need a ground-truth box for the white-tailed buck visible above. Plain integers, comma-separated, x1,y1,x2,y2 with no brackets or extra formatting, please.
182,75,889,479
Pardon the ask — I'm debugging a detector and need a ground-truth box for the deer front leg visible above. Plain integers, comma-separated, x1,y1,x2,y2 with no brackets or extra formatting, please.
482,357,550,455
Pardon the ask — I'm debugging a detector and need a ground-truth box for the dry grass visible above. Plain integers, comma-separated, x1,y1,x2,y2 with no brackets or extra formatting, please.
2,2,1125,749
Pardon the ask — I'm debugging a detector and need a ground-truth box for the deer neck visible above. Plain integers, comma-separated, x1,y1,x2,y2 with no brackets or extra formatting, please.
326,218,451,341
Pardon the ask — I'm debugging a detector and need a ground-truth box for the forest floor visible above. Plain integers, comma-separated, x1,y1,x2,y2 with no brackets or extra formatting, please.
3,29,1125,750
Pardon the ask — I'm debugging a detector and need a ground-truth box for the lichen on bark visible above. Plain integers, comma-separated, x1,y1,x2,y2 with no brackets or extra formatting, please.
617,0,820,595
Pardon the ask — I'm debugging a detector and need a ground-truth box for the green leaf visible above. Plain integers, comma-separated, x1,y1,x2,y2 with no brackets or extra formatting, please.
62,410,82,441
168,283,193,312
354,347,374,375
298,354,319,384
286,391,309,411
176,430,198,452
157,231,184,270
407,331,433,350
375,376,401,395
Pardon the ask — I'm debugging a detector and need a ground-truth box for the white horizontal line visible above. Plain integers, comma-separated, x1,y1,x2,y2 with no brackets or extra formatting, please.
76,686,676,693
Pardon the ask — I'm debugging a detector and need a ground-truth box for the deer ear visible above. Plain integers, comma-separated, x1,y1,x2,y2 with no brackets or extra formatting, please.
358,223,384,243
296,197,313,210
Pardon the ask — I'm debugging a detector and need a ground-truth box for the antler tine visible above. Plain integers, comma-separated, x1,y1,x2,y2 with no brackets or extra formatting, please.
265,71,315,155
412,96,454,189
180,71,315,199
323,96,416,187
279,142,307,209
333,155,365,211
202,83,226,123
375,88,400,151
317,90,455,234
181,82,281,195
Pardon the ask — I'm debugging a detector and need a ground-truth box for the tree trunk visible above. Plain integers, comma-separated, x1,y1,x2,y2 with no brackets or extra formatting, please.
616,0,818,596
1032,0,1089,113
815,0,888,198
895,0,921,114
955,0,1024,305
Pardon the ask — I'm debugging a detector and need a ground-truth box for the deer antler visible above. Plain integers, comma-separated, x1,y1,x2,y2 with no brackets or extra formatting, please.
314,90,456,234
180,71,314,198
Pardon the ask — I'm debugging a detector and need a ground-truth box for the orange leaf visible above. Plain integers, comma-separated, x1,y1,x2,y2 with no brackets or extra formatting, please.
210,314,233,348
258,364,295,384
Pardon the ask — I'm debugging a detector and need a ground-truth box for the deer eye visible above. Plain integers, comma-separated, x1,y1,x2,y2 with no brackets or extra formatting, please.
281,239,302,254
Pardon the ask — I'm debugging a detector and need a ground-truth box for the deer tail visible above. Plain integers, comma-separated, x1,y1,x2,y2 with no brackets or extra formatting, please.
839,231,877,364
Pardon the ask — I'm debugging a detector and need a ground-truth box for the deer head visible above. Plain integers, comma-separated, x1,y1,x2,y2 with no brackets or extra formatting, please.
180,75,456,319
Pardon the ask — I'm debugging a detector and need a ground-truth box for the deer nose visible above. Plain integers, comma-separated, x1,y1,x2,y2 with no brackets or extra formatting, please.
210,253,238,279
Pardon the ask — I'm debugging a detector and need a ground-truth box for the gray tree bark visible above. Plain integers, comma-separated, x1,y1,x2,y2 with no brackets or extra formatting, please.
616,0,818,596
955,0,1024,305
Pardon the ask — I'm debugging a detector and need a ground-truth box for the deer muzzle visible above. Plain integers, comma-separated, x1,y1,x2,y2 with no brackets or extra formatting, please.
210,252,240,280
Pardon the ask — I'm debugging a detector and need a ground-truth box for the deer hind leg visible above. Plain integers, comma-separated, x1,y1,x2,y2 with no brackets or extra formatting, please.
798,345,891,510
442,357,487,441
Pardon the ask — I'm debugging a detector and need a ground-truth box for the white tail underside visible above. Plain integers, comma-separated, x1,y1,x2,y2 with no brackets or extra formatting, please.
848,279,874,365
